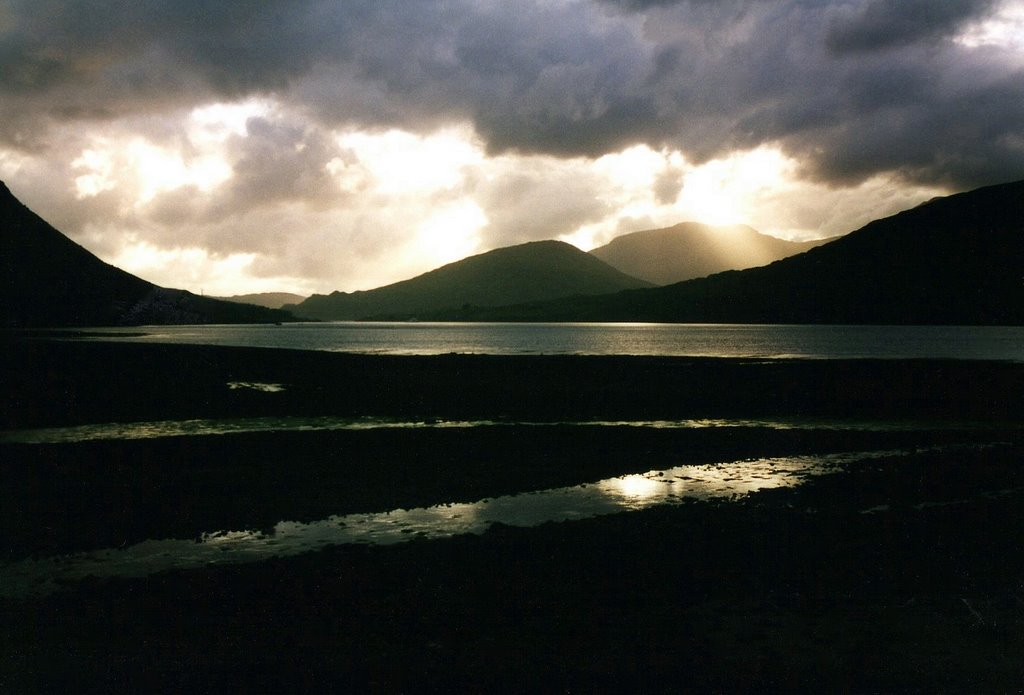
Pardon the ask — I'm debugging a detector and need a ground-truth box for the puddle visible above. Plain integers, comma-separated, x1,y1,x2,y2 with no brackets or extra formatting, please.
0,447,948,598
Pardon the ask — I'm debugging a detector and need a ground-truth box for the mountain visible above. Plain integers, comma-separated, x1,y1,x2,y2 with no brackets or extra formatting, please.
218,292,307,309
590,222,834,285
434,180,1024,325
0,181,295,327
289,240,653,320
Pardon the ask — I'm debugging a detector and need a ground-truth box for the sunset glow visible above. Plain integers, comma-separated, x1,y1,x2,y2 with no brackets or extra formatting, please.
677,148,792,228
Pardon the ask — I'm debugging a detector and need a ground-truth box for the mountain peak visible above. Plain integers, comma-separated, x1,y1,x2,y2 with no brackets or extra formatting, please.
292,238,651,320
591,221,831,285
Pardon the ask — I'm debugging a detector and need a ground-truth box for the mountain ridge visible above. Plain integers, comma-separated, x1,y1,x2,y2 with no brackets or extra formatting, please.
431,180,1024,325
217,292,307,310
6,177,1022,327
590,222,834,285
0,181,296,327
289,240,653,320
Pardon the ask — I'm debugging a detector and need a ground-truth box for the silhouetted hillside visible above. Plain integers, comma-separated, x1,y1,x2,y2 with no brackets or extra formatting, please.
0,181,295,327
290,240,652,320
437,180,1024,325
218,292,307,309
591,222,833,285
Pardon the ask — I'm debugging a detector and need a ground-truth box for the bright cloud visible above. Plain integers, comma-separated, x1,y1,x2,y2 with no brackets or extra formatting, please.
676,148,793,228
109,239,319,298
410,200,488,269
335,127,484,196
126,139,232,203
955,1,1024,53
72,146,117,199
189,99,274,143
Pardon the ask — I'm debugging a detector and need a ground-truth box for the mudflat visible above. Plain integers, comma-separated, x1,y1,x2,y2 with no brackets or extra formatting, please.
2,336,1023,691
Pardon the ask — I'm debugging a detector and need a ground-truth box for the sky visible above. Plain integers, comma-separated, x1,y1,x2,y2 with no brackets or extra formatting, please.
1,0,1022,296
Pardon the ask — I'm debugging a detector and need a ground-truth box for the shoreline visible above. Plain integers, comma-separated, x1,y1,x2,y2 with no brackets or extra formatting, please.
4,336,1023,429
3,336,1024,690
4,447,1023,690
3,425,1013,562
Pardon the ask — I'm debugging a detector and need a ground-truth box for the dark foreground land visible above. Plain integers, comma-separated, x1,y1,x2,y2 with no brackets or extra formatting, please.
2,335,1024,691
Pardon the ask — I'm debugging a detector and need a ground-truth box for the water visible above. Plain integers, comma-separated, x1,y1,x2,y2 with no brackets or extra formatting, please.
7,322,1021,597
2,415,1015,445
0,446,947,598
79,322,1024,361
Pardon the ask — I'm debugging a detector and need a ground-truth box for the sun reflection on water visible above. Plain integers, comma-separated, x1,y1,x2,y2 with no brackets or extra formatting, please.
604,473,669,506
0,446,950,598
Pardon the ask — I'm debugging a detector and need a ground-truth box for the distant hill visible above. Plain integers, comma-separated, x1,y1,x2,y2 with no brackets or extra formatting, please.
290,240,653,320
217,292,307,309
434,180,1024,325
0,181,296,327
591,222,833,285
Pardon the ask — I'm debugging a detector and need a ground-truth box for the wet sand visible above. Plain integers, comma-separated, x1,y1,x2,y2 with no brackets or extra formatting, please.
2,336,1024,690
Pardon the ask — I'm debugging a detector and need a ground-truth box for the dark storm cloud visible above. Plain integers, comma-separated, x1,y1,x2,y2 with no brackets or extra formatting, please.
826,0,998,53
217,118,340,211
0,0,328,95
597,0,682,8
0,0,363,148
2,0,1022,191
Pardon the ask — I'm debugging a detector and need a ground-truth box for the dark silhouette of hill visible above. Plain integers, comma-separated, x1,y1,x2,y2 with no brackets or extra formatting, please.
591,222,834,285
217,292,307,309
435,180,1024,325
289,240,652,320
0,181,295,327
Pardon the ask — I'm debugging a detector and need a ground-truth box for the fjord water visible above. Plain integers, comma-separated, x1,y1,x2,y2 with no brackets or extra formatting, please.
87,322,1024,360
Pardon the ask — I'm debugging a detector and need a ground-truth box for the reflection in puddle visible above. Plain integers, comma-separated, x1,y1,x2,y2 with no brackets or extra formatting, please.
0,447,933,598
612,474,664,501
1,415,1012,445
